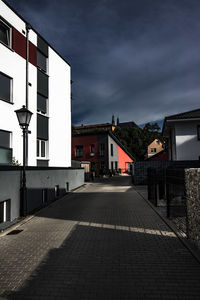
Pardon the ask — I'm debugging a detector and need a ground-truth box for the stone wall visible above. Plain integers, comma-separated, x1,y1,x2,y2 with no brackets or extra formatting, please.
185,168,200,249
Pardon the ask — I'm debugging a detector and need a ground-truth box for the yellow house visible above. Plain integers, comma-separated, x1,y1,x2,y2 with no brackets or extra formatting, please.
147,139,163,158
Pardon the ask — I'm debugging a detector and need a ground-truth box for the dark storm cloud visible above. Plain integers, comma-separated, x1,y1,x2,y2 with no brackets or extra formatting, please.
6,0,200,125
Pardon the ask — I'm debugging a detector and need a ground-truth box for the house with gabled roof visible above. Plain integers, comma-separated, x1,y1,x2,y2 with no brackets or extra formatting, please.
162,108,200,160
72,128,135,175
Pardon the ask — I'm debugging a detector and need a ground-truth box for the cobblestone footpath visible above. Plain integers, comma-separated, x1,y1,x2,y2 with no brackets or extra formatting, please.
0,176,200,299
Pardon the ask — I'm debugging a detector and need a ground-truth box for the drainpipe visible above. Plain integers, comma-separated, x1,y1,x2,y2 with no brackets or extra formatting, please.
25,23,31,165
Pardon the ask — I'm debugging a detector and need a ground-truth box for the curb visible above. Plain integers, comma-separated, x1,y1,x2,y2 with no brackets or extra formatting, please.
133,185,200,265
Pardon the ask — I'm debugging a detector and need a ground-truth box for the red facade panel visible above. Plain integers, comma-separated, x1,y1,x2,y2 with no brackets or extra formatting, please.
72,135,98,172
12,28,37,67
12,27,26,59
29,42,37,66
118,146,133,173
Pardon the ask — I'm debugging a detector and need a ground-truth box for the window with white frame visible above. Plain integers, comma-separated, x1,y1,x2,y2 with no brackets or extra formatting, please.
0,18,11,47
0,72,12,103
37,139,47,158
150,148,156,153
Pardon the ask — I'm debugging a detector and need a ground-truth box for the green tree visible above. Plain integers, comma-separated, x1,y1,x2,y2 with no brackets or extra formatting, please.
113,122,163,160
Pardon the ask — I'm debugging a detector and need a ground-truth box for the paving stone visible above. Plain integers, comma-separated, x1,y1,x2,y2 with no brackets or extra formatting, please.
0,176,200,299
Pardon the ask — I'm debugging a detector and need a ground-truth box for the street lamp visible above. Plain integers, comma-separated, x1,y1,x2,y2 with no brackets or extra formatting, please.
15,105,33,216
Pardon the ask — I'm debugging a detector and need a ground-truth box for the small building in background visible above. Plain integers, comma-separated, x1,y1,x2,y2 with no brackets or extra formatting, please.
146,149,169,161
117,121,138,129
146,139,163,159
73,123,116,135
72,130,135,176
163,108,200,160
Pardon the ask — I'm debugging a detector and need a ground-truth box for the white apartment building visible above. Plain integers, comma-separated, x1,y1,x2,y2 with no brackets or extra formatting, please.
163,108,200,160
0,0,71,167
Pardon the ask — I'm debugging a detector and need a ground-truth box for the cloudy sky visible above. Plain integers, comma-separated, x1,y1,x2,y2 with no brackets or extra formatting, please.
6,0,200,126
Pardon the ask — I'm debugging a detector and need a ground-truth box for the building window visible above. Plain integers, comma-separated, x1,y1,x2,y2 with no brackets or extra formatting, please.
197,126,200,140
0,72,12,103
91,144,95,154
150,148,156,153
37,69,48,98
156,140,160,145
111,144,113,156
0,130,12,165
115,161,118,170
0,130,11,148
37,114,48,140
37,139,47,158
76,145,83,157
99,144,105,156
37,93,47,115
111,161,114,171
0,19,11,47
37,50,47,73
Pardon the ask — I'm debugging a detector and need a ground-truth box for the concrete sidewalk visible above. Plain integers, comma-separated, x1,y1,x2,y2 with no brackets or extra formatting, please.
0,176,200,299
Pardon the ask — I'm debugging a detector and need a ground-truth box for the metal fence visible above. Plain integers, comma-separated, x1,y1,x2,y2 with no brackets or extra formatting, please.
147,166,188,235
147,167,166,207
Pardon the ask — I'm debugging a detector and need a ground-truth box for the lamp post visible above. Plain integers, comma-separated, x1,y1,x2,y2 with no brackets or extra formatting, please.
15,105,33,216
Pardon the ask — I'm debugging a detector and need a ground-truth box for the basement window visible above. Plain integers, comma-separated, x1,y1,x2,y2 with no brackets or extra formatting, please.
0,199,10,223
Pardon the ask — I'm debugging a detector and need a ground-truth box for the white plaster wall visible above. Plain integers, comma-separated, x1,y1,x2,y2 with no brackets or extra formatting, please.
0,0,37,46
0,0,71,167
175,121,200,160
48,48,71,167
108,135,118,169
0,43,26,164
27,64,37,166
0,41,37,166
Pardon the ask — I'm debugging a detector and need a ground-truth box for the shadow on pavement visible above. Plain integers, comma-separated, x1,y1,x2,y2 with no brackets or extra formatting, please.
34,191,168,231
2,176,200,299
4,224,200,300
